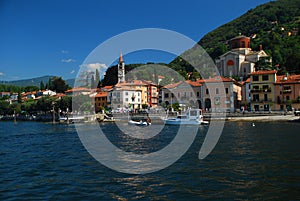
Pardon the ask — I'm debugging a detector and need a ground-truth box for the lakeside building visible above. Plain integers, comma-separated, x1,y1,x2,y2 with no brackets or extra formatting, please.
91,91,108,113
65,87,90,96
108,85,142,110
198,76,242,112
274,74,300,111
36,90,56,97
216,35,270,80
160,80,202,109
249,70,277,111
241,78,251,109
0,92,11,98
144,80,159,108
115,80,148,106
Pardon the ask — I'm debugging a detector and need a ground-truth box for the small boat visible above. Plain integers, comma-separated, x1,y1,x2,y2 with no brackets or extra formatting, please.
164,109,209,125
128,119,151,126
128,111,151,126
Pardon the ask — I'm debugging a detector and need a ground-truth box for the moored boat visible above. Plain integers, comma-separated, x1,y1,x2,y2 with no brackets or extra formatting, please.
164,109,209,125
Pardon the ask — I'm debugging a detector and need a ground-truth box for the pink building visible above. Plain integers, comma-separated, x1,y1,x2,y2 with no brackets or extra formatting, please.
274,74,300,111
198,76,242,112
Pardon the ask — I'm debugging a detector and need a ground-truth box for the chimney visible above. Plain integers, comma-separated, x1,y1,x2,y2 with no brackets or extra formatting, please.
259,44,263,51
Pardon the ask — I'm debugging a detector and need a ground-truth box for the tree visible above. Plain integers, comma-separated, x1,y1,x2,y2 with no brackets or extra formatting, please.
0,100,9,115
49,77,69,93
58,96,72,112
40,81,45,90
24,86,39,92
95,69,100,88
255,57,273,71
90,74,95,89
17,92,22,103
37,97,56,113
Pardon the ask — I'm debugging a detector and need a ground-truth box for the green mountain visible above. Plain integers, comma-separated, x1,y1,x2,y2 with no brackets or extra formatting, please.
0,76,55,87
171,0,300,75
0,76,75,88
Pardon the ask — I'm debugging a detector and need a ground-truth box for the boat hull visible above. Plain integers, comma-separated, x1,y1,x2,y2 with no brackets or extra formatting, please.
164,119,201,125
128,120,151,126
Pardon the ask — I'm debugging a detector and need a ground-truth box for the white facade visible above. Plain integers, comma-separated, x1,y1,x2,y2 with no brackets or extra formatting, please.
109,87,142,110
216,43,270,79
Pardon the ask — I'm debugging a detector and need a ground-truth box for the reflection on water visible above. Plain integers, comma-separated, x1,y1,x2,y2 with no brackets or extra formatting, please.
0,121,299,200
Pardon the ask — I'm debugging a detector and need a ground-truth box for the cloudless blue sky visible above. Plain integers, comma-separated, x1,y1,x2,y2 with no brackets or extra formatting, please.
0,0,271,81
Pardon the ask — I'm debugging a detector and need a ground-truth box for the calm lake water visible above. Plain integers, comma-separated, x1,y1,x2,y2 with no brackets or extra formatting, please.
0,121,299,200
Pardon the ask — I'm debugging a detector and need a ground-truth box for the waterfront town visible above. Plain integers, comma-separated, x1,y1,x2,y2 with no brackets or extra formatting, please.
0,35,300,117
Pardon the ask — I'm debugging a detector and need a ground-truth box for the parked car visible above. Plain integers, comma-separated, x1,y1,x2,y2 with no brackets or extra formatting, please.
294,109,300,116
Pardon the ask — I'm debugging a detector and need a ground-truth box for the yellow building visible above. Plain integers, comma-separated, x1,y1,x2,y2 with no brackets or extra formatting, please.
250,70,277,111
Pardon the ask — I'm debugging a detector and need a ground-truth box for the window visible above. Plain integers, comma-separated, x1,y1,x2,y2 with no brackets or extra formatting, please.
216,88,219,94
164,93,169,98
263,85,269,90
197,92,200,97
178,92,180,97
125,98,128,102
262,75,269,81
253,86,259,90
225,88,228,94
241,41,245,48
286,96,290,100
253,76,259,81
190,92,193,97
206,89,209,95
253,94,259,102
171,93,174,98
125,92,128,96
264,94,268,101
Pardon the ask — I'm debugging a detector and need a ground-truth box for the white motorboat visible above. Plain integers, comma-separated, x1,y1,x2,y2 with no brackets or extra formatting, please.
164,109,209,125
128,119,151,126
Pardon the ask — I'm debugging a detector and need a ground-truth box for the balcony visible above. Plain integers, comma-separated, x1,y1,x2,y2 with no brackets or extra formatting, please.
283,89,292,94
250,88,272,93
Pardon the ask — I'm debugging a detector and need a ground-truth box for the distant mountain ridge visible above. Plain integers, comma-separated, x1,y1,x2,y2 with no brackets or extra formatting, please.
0,76,75,88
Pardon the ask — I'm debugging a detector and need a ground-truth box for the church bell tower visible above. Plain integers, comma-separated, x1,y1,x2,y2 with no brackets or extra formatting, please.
118,53,125,83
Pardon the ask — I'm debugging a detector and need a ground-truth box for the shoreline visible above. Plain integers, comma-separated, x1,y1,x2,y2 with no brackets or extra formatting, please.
224,114,300,122
1,113,299,123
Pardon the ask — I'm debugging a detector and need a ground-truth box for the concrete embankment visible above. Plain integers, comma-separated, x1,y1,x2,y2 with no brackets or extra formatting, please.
204,112,300,122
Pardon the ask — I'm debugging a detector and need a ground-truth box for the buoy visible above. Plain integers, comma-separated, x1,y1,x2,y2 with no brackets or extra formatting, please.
252,123,255,127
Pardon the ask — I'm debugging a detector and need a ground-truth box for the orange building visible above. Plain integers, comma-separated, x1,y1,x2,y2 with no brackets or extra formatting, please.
94,92,108,112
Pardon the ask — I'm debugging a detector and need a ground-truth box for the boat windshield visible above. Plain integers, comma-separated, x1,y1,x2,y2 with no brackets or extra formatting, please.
177,115,188,119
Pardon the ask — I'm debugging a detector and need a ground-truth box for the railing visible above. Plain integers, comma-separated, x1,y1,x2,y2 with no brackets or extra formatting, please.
283,89,292,94
250,88,272,93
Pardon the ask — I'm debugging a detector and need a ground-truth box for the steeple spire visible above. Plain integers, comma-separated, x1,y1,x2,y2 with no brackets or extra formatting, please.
119,52,123,63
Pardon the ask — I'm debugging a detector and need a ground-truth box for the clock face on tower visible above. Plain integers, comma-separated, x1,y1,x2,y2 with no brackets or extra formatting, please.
118,70,123,77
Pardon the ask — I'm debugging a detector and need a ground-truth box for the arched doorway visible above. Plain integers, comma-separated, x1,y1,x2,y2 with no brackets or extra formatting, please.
205,98,211,111
197,100,202,109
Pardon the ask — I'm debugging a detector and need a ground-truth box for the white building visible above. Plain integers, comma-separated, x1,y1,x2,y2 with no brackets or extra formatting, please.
216,35,270,80
108,86,142,110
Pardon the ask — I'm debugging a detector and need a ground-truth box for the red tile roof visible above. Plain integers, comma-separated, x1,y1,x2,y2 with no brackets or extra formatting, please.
198,76,235,83
65,87,90,93
185,80,202,87
163,80,201,89
276,74,300,84
95,92,108,98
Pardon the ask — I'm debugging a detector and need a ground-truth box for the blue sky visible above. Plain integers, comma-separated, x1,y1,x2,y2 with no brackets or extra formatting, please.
0,0,271,81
